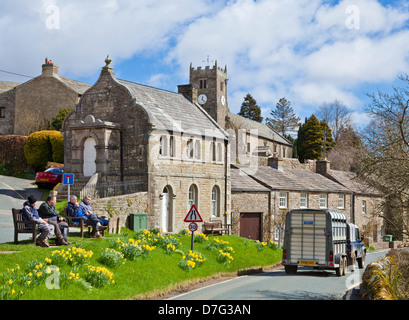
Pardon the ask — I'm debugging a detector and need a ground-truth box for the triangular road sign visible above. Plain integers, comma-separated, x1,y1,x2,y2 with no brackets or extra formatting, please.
184,204,203,222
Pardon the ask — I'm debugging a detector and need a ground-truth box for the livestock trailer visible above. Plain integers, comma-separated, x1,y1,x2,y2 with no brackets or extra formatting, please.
282,209,349,276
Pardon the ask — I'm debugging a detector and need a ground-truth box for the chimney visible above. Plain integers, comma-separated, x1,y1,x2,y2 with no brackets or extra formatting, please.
177,84,198,104
268,152,283,170
316,159,331,176
42,58,59,77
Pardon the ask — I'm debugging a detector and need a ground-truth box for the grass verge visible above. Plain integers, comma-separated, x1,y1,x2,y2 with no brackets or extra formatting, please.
0,228,282,300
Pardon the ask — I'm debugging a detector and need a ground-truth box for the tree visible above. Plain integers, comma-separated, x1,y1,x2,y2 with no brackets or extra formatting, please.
266,97,300,136
238,93,263,122
51,108,72,131
356,75,409,239
316,100,351,142
297,115,336,162
327,124,361,171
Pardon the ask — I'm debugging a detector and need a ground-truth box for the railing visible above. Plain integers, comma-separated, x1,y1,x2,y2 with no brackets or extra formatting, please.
67,179,145,199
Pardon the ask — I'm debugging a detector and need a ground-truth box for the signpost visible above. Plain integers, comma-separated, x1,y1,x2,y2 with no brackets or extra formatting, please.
62,173,74,202
184,205,203,251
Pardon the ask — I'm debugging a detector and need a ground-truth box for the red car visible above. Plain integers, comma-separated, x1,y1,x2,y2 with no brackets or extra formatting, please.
35,166,63,189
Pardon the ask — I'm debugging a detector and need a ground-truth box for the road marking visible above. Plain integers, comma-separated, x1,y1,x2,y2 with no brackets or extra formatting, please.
347,281,362,291
0,180,25,199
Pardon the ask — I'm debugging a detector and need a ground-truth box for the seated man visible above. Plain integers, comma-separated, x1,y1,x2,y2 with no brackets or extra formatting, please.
38,195,69,245
67,195,107,238
22,195,55,247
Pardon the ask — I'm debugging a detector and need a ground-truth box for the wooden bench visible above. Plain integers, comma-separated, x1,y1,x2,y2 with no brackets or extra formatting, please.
12,208,38,244
63,207,106,238
203,220,229,236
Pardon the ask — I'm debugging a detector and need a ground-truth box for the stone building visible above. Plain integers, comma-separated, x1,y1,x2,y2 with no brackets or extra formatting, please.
61,57,230,233
0,59,91,135
188,62,293,163
230,155,385,244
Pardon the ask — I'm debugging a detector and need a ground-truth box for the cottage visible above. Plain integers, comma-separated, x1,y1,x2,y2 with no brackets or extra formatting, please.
0,59,91,135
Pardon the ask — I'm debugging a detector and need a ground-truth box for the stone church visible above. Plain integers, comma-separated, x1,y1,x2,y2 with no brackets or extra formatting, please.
61,57,231,232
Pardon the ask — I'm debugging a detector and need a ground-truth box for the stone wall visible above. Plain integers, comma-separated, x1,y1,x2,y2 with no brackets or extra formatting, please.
0,88,16,135
89,192,148,231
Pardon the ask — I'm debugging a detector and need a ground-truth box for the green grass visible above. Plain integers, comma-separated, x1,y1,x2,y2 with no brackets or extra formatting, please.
0,229,282,300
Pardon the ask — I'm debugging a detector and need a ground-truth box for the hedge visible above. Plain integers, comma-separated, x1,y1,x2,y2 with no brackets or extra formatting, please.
24,130,64,172
0,135,28,174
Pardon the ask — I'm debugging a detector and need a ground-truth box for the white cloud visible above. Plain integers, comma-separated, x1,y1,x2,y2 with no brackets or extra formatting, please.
1,0,409,126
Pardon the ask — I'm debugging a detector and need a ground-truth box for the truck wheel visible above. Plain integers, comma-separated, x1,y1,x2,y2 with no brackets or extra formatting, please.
357,251,366,269
285,265,298,274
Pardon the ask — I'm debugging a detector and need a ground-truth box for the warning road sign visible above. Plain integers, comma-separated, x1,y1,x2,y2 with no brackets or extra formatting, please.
184,205,203,222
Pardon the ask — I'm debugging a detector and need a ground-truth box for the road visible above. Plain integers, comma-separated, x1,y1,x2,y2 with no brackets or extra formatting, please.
168,250,389,300
0,175,43,243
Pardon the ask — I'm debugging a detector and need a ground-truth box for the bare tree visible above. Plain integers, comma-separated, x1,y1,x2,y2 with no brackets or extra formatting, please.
316,100,351,142
356,75,409,239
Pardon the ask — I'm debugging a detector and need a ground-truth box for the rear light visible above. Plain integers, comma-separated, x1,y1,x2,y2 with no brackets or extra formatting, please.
329,251,334,267
283,249,287,259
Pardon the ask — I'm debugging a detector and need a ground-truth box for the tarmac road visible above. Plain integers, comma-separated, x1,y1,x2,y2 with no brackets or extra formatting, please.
168,249,389,300
0,175,44,244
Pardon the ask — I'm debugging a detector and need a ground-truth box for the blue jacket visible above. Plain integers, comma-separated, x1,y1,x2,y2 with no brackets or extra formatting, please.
22,201,44,227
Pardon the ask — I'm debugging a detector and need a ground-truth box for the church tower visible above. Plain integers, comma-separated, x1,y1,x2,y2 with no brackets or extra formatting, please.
189,60,229,129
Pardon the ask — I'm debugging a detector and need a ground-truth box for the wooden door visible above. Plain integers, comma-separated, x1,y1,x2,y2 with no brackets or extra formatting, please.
240,213,261,241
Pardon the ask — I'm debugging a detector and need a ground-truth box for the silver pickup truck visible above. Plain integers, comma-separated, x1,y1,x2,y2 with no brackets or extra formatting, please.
282,209,365,276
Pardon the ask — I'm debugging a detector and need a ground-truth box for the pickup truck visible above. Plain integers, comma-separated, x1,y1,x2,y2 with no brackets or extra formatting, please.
346,222,366,270
282,209,365,276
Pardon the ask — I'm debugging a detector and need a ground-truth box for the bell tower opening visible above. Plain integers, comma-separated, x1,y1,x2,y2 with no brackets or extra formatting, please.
189,60,228,129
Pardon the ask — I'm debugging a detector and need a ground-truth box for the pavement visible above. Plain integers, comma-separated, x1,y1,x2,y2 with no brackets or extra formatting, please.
0,175,45,244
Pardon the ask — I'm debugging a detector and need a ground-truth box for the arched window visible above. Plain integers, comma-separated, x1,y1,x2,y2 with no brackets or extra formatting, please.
188,184,198,208
212,186,220,217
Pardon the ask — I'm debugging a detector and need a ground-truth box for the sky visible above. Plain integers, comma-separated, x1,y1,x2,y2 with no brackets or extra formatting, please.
1,0,409,129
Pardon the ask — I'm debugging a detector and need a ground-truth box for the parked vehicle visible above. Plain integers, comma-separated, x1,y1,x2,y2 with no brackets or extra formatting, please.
35,166,63,188
282,209,364,276
346,222,366,270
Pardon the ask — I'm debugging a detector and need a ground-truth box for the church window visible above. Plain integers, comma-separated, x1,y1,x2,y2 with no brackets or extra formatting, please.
169,136,175,157
216,143,222,162
159,135,168,156
187,138,194,158
0,107,5,118
189,184,198,207
220,81,224,91
195,140,201,159
212,185,220,217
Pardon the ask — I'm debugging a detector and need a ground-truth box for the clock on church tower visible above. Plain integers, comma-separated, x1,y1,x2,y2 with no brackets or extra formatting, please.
189,60,228,129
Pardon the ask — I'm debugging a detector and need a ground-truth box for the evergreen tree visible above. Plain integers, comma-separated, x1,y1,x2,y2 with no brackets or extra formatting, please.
297,115,336,162
238,93,263,122
266,97,300,136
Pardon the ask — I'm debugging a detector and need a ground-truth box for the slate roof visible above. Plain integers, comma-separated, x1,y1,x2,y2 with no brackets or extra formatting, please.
327,170,382,196
58,76,91,94
226,112,292,146
116,79,228,140
0,81,20,93
236,165,351,193
231,166,270,192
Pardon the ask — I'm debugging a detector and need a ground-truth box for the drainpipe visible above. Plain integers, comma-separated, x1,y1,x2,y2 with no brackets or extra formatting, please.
224,139,228,230
120,130,124,182
351,192,355,224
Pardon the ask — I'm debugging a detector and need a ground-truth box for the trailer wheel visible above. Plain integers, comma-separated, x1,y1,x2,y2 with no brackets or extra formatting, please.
342,257,347,276
336,257,346,277
285,265,298,274
357,251,366,269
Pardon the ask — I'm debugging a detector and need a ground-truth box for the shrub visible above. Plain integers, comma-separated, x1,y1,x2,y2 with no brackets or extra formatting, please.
24,130,63,171
0,135,28,174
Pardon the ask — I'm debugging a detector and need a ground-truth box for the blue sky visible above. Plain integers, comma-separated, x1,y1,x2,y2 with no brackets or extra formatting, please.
1,0,409,129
